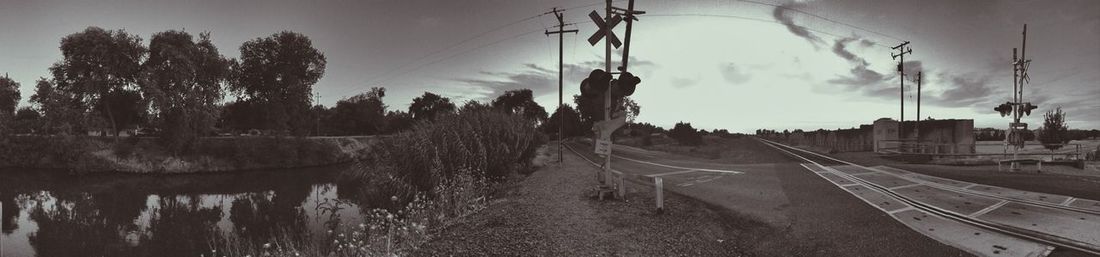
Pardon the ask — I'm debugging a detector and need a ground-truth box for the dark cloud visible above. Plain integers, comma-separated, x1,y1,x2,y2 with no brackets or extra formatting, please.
719,63,751,84
924,73,994,108
827,36,887,88
773,2,824,48
455,64,557,101
831,37,861,62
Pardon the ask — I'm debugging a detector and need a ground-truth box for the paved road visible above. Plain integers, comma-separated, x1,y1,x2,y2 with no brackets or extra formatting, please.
565,139,971,257
565,138,1099,257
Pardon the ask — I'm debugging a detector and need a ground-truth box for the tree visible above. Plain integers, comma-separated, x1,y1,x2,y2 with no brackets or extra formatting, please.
0,76,18,135
328,87,387,135
142,30,230,150
540,104,584,137
460,100,490,112
12,107,43,134
230,31,326,136
668,122,703,146
30,78,84,134
49,27,147,136
573,94,641,131
408,92,455,121
491,89,548,123
0,76,17,116
1038,107,1069,151
384,110,415,133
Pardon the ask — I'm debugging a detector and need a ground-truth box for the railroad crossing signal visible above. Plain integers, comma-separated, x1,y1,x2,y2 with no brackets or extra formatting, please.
587,11,622,48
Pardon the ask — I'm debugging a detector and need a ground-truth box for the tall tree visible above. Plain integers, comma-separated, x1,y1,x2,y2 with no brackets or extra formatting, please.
49,27,147,136
1038,107,1069,151
328,87,387,135
0,76,17,116
142,30,229,151
541,104,583,137
491,89,548,123
230,31,326,136
30,78,84,134
408,92,455,121
0,76,19,135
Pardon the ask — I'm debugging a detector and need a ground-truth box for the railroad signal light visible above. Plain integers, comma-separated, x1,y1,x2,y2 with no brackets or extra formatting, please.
994,102,1013,117
612,71,641,97
1021,102,1038,116
580,69,612,98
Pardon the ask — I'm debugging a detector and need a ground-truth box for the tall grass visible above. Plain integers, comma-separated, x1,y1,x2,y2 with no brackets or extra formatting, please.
211,109,545,257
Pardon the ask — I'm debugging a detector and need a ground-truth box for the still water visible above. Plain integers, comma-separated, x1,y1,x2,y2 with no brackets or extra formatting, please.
0,165,383,257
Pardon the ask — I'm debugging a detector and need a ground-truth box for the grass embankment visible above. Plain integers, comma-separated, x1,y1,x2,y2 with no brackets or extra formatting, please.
0,135,375,173
210,109,545,257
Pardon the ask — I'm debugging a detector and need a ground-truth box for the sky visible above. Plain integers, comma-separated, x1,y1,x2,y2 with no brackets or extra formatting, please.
1,0,1097,133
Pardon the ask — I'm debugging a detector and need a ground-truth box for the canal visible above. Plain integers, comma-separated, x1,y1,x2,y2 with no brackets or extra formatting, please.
0,164,384,257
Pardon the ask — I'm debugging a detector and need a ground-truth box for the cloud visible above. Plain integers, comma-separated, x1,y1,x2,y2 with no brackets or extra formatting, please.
773,2,824,48
924,73,994,108
719,63,752,84
827,36,888,88
454,64,557,101
670,76,699,89
453,56,657,101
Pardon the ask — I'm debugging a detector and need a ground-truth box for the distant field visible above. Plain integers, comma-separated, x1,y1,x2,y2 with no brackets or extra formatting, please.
974,140,1100,155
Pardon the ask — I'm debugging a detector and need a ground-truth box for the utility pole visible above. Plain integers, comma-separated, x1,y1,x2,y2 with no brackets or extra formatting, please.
891,41,913,146
545,8,578,163
916,71,922,147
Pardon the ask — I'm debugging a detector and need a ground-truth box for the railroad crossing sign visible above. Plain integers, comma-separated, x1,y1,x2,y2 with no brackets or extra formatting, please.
587,11,622,48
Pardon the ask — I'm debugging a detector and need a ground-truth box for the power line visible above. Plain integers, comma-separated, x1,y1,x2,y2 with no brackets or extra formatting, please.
727,0,905,42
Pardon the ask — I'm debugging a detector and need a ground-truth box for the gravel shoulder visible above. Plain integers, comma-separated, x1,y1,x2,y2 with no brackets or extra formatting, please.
413,144,768,256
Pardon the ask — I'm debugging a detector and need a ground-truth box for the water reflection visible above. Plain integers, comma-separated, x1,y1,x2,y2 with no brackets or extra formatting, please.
0,165,374,257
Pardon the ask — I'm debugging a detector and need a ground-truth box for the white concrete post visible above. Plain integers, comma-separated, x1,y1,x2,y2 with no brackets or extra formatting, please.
655,177,664,212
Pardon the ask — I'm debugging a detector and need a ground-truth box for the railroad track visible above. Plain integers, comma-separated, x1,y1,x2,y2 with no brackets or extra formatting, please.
756,138,1100,256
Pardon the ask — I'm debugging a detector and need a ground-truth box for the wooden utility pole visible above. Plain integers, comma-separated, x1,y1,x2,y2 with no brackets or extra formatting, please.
545,8,578,163
891,41,912,142
916,71,922,147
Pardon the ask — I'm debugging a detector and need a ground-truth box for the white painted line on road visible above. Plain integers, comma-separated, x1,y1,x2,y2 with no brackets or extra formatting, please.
962,184,980,189
969,200,1009,218
646,169,701,177
1060,197,1077,206
888,183,922,190
887,206,916,215
615,155,744,175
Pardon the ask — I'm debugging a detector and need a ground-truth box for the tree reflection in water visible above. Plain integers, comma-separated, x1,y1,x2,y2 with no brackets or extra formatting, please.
1,191,19,234
28,191,144,257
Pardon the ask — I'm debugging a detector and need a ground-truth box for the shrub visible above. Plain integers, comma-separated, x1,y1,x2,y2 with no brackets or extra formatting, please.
668,122,704,146
348,108,542,192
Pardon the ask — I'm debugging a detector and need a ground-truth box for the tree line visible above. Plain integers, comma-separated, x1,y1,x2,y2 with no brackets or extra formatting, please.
0,27,566,153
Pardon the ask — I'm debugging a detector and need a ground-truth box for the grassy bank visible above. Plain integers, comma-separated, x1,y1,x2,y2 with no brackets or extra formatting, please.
209,109,545,256
0,135,375,173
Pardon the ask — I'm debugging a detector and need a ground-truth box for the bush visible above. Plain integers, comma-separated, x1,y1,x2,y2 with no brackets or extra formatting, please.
347,108,542,192
668,122,704,146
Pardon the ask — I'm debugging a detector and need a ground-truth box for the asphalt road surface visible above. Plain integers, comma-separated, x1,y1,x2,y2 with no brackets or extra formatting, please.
565,138,1099,257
